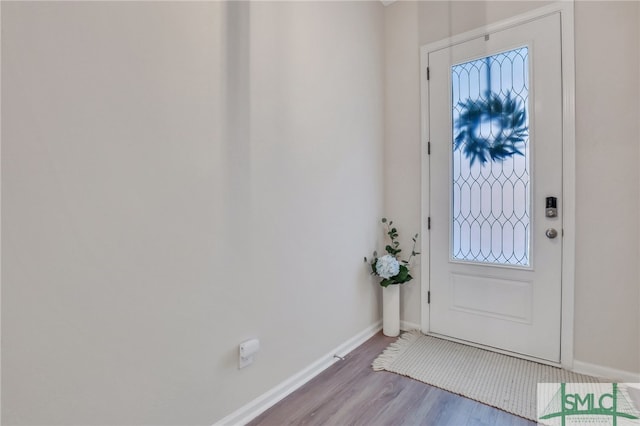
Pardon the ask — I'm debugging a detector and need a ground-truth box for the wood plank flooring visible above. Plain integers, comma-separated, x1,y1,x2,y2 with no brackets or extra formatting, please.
248,332,536,426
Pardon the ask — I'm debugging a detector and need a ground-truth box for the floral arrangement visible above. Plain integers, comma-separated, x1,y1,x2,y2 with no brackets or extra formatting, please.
365,218,420,287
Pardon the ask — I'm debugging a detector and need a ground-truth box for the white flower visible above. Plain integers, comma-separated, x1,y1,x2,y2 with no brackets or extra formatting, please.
376,255,400,279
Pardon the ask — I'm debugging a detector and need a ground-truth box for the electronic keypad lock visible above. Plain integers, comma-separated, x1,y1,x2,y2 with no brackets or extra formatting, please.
546,197,558,218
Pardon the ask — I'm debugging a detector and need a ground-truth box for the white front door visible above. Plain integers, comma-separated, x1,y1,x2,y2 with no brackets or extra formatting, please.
428,13,563,362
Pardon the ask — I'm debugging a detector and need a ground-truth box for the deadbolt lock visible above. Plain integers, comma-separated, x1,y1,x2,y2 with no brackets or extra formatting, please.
546,196,558,218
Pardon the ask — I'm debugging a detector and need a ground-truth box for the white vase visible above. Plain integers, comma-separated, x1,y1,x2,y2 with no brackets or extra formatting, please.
382,285,400,337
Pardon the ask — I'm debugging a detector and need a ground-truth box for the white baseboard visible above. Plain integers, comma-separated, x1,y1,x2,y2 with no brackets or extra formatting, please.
213,321,383,426
572,360,640,382
400,320,421,332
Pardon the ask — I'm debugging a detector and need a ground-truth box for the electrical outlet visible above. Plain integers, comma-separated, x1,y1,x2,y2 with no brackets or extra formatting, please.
238,338,260,369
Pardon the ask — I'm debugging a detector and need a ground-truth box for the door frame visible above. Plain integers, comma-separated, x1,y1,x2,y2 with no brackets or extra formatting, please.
419,1,576,369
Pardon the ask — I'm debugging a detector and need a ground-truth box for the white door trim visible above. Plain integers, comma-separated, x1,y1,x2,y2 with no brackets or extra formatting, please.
419,1,576,369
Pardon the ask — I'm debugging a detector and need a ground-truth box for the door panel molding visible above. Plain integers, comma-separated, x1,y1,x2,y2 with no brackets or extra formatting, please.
420,1,575,369
449,273,534,324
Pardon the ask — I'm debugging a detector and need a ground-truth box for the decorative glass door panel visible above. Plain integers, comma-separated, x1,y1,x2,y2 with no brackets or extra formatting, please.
451,47,530,266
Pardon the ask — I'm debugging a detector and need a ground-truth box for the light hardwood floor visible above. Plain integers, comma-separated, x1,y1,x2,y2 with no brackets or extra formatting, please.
248,332,536,426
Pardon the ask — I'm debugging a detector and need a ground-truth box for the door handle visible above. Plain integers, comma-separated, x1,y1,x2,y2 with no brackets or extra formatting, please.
545,228,558,239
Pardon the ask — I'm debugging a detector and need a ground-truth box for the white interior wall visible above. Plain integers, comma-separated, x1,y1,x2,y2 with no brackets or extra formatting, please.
385,0,640,375
572,1,639,374
383,2,422,326
1,2,384,424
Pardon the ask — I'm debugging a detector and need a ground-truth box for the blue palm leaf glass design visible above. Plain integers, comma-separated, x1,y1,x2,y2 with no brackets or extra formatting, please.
451,47,530,266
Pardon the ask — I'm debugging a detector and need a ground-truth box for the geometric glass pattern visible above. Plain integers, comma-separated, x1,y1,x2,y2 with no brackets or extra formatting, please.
451,47,530,266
